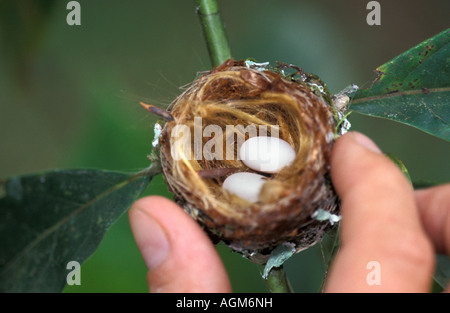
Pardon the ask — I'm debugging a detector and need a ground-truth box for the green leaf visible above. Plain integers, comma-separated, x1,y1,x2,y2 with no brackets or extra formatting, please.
0,166,158,292
434,254,450,289
351,29,450,141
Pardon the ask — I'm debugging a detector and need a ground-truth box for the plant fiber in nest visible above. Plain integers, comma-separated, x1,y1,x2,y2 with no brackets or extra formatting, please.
159,59,339,263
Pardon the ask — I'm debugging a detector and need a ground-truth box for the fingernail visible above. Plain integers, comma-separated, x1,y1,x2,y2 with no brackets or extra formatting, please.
351,132,382,154
129,208,170,270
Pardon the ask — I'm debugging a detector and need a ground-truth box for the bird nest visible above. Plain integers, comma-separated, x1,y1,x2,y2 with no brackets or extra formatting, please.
156,59,340,263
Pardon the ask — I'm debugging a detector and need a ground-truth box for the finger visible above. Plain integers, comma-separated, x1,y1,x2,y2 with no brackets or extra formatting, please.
129,196,231,292
324,132,435,292
415,184,450,255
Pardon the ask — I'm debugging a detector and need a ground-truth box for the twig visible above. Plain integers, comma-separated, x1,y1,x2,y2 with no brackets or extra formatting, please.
140,102,174,121
195,0,232,67
258,264,294,293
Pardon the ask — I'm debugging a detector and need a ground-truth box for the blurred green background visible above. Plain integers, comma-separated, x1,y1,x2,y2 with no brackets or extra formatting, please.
0,0,448,292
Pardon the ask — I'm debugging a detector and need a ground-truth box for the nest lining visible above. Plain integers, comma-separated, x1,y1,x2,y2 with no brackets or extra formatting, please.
163,64,331,209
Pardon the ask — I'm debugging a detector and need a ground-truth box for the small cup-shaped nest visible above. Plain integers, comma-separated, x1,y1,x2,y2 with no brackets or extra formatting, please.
159,59,339,263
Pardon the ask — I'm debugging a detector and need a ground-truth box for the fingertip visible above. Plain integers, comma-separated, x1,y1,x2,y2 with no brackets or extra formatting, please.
331,132,381,160
330,132,390,198
331,132,381,168
326,132,434,292
130,195,178,218
129,196,231,292
349,131,382,154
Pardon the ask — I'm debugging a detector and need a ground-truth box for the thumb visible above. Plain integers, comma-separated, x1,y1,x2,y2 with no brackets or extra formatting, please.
129,196,231,292
324,132,434,292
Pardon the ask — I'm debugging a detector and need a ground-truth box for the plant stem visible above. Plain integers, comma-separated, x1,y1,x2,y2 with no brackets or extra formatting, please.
258,264,294,293
195,0,232,67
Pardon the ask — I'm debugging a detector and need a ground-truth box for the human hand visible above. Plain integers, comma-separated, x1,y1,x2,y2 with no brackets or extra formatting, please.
324,132,448,292
128,195,231,292
129,132,449,292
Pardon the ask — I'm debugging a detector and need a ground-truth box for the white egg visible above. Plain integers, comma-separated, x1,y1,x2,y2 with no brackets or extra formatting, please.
222,172,266,203
239,136,295,173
